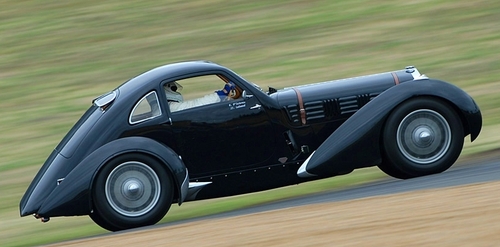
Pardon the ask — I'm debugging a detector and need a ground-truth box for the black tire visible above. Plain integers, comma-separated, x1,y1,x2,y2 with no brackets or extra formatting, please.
379,97,464,179
89,209,120,232
90,153,174,231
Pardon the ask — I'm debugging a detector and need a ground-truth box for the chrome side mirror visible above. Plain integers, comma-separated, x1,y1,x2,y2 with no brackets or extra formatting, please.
242,90,253,99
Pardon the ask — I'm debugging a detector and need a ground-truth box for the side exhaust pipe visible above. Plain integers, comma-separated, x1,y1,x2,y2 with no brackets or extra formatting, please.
34,214,50,223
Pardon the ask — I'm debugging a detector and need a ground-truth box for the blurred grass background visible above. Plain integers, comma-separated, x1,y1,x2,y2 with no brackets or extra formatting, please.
1,0,499,246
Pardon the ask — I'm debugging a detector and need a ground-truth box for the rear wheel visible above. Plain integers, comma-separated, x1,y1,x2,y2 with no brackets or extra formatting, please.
90,153,173,231
379,97,464,179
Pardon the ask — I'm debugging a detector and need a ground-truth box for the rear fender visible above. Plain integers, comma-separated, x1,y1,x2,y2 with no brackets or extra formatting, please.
37,137,188,217
297,79,481,177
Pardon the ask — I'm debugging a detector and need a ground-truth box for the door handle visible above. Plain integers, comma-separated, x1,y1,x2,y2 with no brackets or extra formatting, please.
250,104,261,110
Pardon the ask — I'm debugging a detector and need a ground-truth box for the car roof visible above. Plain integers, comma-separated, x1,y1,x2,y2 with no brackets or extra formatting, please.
117,61,229,96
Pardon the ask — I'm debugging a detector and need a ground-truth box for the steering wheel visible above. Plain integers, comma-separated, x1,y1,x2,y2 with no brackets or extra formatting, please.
228,86,242,99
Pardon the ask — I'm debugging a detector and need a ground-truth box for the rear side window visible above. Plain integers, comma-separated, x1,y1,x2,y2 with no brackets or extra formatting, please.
129,91,162,124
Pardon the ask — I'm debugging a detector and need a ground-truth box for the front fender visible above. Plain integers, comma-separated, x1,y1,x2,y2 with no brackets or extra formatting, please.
37,137,188,217
297,79,482,177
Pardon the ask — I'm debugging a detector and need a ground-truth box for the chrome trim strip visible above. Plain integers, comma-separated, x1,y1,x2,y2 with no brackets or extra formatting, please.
185,182,212,201
297,151,317,178
406,66,428,80
93,91,117,107
93,91,117,112
178,170,189,205
189,181,212,189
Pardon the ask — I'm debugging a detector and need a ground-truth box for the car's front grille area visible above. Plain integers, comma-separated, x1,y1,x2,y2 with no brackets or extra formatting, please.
284,92,381,125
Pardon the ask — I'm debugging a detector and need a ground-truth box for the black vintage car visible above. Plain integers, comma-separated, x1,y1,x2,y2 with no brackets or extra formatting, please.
20,61,482,231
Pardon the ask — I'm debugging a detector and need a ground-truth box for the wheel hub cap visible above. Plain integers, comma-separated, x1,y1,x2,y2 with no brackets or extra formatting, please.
396,109,451,165
413,127,433,147
122,179,144,200
105,161,161,217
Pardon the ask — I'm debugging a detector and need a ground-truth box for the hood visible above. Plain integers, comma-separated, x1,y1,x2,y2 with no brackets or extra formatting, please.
272,70,414,126
275,69,414,108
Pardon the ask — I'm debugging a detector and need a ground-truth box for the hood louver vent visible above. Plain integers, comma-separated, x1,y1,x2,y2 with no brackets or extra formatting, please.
285,92,380,125
304,101,325,121
285,105,301,124
338,96,358,115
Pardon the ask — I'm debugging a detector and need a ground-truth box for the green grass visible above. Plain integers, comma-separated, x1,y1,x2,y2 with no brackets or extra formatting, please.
1,0,499,246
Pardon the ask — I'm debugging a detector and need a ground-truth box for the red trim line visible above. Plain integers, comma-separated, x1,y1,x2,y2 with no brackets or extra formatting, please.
391,72,400,85
292,88,306,125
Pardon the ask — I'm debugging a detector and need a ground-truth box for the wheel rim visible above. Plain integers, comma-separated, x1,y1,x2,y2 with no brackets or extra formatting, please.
396,109,451,165
105,161,161,217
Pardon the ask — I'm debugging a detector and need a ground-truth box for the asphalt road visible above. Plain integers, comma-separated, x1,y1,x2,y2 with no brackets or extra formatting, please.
47,154,500,247
51,154,499,246
159,155,500,226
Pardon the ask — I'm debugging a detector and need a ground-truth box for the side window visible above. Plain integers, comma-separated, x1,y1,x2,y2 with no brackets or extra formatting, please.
129,91,162,124
164,74,242,113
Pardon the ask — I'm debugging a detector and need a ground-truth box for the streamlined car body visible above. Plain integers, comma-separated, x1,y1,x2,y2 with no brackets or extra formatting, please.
20,61,482,231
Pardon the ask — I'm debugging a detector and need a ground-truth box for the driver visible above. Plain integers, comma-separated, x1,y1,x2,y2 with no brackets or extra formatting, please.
164,81,184,103
165,81,241,112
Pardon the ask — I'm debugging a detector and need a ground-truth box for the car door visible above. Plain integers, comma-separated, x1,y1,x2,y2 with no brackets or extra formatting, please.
165,74,276,177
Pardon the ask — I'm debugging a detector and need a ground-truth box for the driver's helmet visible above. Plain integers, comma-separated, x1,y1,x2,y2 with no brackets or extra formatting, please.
165,81,184,102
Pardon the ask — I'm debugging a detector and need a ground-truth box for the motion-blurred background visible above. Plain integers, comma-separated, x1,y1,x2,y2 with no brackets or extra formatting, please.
1,1,498,246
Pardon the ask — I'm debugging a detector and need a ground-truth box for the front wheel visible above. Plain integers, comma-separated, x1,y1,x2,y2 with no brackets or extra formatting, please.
379,97,464,179
90,153,173,231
